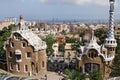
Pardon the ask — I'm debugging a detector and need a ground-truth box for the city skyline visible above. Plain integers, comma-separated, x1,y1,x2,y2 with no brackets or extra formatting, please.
0,0,120,21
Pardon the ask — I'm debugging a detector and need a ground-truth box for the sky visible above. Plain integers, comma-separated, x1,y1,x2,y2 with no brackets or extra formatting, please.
0,0,120,21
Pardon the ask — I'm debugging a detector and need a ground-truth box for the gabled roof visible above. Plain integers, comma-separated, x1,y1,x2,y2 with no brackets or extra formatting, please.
84,30,100,52
4,15,47,51
4,30,47,51
13,30,47,51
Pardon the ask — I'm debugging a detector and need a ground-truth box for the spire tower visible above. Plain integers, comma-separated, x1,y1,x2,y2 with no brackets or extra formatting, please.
105,0,117,47
108,0,115,39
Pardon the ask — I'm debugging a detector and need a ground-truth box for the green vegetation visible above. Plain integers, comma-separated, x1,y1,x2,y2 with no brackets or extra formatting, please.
66,38,77,43
71,39,87,50
65,68,85,80
43,34,57,55
95,28,107,44
65,68,103,80
110,39,120,77
71,41,80,50
0,24,16,56
59,43,65,52
88,71,103,80
94,28,120,77
61,30,66,35
79,31,85,37
116,39,120,53
79,31,87,46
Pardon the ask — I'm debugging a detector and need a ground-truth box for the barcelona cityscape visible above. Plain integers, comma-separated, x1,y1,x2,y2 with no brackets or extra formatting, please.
0,0,120,80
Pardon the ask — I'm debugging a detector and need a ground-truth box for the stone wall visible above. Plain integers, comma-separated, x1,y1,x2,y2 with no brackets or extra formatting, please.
0,60,7,70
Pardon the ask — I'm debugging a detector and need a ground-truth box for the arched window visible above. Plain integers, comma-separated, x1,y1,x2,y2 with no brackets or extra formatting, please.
9,51,12,58
26,52,32,59
22,42,26,47
110,48,113,51
103,51,105,54
113,48,115,51
89,53,91,57
11,42,14,48
91,52,94,58
14,33,21,40
42,61,45,68
16,64,20,71
68,52,71,56
113,41,115,43
10,62,13,70
88,49,98,58
24,65,28,72
94,53,97,57
111,41,112,44
85,63,100,73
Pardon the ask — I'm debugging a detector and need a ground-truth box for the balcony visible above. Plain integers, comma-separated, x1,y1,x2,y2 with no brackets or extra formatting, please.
15,50,22,62
15,55,22,62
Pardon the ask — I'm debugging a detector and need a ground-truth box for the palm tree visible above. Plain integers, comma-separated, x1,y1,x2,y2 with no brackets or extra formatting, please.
65,68,85,80
65,69,103,80
88,71,103,80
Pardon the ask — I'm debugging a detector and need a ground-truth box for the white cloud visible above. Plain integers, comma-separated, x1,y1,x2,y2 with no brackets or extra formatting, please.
62,0,92,5
62,0,109,6
39,0,50,4
38,0,110,6
93,0,108,6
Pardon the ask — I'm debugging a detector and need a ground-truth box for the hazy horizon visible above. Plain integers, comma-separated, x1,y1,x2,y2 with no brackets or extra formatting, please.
0,0,120,21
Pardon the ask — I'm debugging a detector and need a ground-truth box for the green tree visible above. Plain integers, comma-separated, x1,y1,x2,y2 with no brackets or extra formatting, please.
65,69,103,80
116,39,120,53
0,26,12,56
66,38,77,43
61,30,66,35
79,31,85,37
110,55,120,77
59,43,65,52
2,31,11,41
8,24,16,31
2,27,8,32
71,41,80,50
95,28,107,44
2,24,16,32
0,37,5,56
65,68,85,80
88,71,103,80
110,40,120,77
0,31,11,55
43,34,57,55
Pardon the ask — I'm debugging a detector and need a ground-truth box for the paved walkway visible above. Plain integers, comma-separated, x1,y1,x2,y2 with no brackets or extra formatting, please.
0,69,64,80
28,72,64,80
47,72,64,80
0,69,11,75
108,77,120,80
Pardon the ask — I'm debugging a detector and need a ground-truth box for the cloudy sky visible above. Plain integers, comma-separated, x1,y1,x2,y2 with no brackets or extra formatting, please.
0,0,120,21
